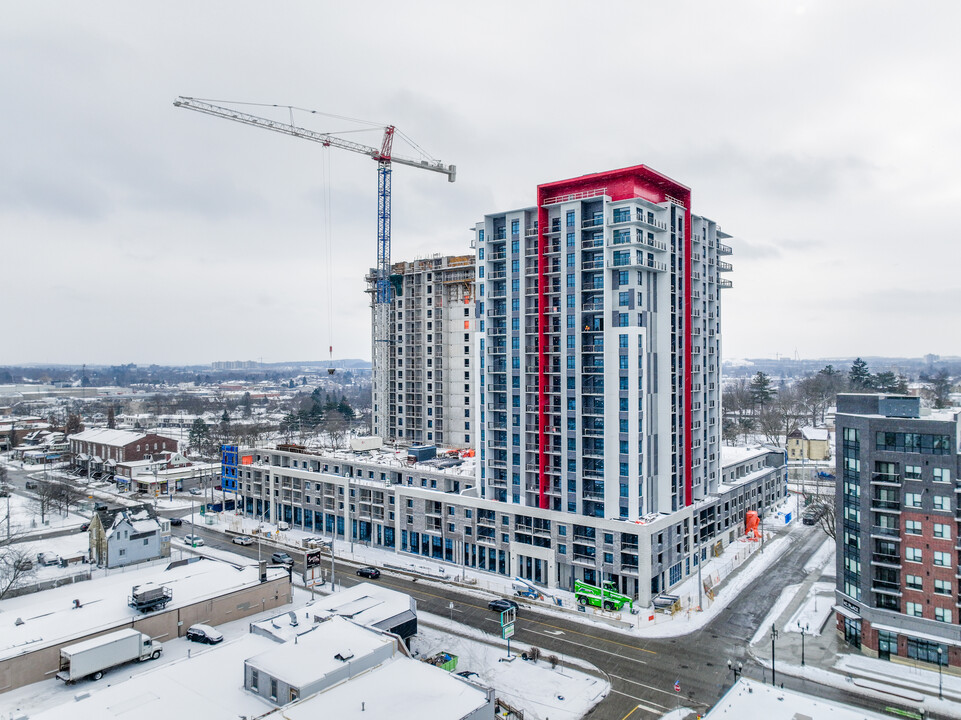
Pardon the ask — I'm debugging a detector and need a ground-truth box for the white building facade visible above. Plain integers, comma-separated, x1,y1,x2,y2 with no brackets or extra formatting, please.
369,255,475,449
474,166,732,517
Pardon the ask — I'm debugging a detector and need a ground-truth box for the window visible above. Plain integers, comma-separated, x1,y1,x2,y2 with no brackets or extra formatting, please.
934,579,951,595
905,520,921,535
906,637,947,665
933,523,950,539
904,465,922,480
933,467,950,483
933,495,950,511
906,574,922,591
270,679,278,701
935,608,952,623
934,551,949,567
906,547,922,563
566,210,575,227
619,291,630,306
906,602,923,617
251,670,259,691
904,492,921,508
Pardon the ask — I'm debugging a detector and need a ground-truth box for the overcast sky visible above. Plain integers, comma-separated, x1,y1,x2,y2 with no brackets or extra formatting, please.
3,1,959,367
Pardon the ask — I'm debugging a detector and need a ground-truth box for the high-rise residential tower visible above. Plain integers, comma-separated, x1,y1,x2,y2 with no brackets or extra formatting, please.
369,255,475,448
475,165,732,518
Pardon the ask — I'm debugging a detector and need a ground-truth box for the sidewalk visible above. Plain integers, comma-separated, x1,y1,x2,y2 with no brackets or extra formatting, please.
749,542,961,719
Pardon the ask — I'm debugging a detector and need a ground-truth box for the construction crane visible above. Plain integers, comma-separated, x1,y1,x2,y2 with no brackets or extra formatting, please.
172,96,456,371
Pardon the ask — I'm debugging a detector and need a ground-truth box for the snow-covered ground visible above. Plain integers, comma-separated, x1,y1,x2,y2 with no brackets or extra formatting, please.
1,490,88,538
412,619,609,720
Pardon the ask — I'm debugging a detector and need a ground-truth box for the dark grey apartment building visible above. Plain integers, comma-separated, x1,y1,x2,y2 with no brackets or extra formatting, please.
835,393,960,671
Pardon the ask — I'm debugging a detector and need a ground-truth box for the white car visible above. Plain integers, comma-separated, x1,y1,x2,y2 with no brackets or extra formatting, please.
232,535,253,546
183,534,204,546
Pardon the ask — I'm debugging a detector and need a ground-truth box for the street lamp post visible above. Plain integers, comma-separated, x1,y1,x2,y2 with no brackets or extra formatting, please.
727,659,743,684
771,624,779,686
799,621,810,666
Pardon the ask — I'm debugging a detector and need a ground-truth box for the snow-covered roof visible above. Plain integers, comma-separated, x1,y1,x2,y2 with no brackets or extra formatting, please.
798,426,829,441
269,655,490,720
69,428,147,446
246,616,393,688
307,582,416,633
0,559,287,662
32,633,278,720
704,677,890,719
721,445,774,467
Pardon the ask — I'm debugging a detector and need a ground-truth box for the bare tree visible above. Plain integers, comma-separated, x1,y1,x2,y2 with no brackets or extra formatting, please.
31,480,61,525
0,543,37,600
806,491,837,540
322,410,349,450
756,389,804,447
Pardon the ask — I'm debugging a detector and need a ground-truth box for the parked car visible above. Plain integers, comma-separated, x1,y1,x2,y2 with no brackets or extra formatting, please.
79,522,90,532
183,534,204,547
488,599,519,613
94,502,108,511
188,488,202,496
0,484,12,497
232,535,253,546
185,624,223,645
25,480,38,489
169,517,183,526
37,552,61,566
271,552,293,565
802,507,824,526
356,567,380,579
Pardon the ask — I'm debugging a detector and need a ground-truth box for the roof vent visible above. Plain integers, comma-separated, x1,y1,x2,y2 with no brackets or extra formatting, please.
334,649,354,662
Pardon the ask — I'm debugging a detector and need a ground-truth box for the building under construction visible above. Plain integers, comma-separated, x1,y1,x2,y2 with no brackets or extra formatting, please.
368,254,475,448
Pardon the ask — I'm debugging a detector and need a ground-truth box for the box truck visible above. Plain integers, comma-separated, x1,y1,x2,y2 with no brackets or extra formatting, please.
56,628,162,682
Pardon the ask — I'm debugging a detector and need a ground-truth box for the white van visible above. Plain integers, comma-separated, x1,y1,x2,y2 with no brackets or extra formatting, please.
277,521,290,531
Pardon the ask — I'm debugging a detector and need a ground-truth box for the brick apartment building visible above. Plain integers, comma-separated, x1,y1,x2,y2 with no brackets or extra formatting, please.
834,393,960,671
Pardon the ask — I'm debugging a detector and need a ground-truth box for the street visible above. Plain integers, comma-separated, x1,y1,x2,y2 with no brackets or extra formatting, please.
165,519,899,719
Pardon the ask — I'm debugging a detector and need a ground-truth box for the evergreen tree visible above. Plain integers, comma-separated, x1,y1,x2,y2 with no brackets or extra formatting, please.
106,407,116,429
241,392,252,418
189,418,211,453
749,371,775,411
849,358,872,389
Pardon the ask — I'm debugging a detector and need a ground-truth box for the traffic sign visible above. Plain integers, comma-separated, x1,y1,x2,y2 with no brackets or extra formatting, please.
502,623,515,639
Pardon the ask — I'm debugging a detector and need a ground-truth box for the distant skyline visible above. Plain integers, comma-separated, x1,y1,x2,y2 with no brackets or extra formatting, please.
3,2,960,365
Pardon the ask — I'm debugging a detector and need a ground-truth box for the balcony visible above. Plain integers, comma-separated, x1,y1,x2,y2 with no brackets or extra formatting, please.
719,278,733,289
871,472,901,486
870,525,901,539
717,241,733,255
871,553,901,568
871,579,901,596
870,499,901,512
718,260,733,272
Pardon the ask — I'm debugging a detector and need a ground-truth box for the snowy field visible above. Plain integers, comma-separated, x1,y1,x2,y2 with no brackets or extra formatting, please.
1,490,88,538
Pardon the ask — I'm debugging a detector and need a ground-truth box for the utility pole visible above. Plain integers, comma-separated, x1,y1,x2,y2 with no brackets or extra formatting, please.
771,623,779,686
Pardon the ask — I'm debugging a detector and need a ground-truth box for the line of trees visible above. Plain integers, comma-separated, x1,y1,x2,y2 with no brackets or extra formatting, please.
723,358,956,448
